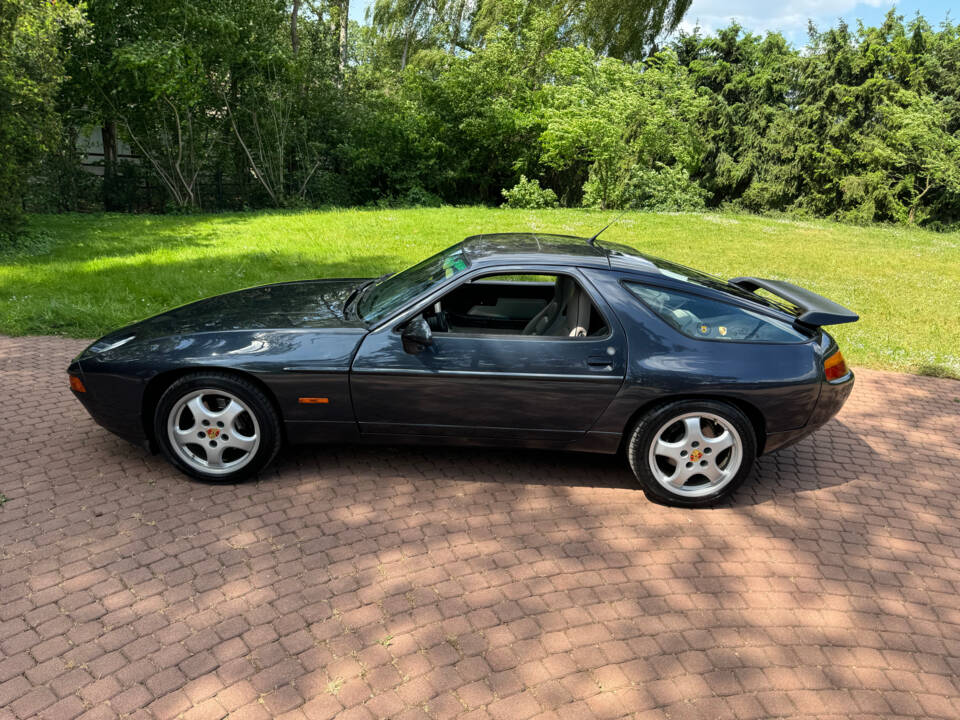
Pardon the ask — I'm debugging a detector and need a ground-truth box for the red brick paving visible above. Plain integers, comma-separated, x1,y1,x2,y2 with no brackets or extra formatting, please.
2,334,960,719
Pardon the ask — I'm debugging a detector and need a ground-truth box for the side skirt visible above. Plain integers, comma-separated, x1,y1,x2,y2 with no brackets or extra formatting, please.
284,421,621,455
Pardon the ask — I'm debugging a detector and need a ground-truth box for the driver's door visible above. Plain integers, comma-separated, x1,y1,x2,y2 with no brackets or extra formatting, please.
349,269,626,442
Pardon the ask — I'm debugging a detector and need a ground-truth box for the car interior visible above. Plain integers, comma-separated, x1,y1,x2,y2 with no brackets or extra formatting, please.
423,274,609,337
625,283,810,342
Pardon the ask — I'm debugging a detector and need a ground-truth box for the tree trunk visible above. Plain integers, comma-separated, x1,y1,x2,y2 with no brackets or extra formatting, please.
449,0,465,55
101,121,118,210
400,0,423,70
339,0,349,74
101,121,117,169
401,30,411,70
909,176,933,224
291,0,301,56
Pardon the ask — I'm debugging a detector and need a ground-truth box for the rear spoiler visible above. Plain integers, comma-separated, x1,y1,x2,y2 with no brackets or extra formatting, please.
729,277,859,327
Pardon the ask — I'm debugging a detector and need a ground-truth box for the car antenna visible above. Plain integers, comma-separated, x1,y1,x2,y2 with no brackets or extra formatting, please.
586,210,627,246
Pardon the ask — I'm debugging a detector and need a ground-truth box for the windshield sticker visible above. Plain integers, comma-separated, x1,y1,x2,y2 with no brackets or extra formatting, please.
443,256,468,278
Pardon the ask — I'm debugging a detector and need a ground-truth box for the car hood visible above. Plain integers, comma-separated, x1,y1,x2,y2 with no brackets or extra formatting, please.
103,279,369,344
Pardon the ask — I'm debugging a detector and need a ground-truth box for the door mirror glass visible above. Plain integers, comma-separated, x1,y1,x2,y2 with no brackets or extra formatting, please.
401,315,433,354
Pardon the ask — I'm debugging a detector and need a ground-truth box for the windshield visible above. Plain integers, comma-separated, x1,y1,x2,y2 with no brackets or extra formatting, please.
357,245,470,324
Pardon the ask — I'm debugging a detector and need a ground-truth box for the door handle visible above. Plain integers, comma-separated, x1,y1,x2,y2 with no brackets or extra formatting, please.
586,356,614,371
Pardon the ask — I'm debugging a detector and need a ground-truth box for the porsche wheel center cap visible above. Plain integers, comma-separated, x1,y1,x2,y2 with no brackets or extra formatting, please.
206,428,220,439
690,449,703,462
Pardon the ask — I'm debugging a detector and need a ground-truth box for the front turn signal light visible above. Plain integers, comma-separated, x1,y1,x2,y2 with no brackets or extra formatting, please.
824,350,848,381
69,375,86,393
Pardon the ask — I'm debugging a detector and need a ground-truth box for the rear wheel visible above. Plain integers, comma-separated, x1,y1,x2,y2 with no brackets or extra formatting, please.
154,372,282,481
627,400,756,506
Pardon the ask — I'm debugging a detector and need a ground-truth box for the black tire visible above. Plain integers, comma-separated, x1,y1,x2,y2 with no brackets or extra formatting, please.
626,399,756,507
154,371,282,482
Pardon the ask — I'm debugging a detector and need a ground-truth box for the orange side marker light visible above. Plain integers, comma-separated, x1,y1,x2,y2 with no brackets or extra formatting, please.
299,397,329,404
69,375,87,393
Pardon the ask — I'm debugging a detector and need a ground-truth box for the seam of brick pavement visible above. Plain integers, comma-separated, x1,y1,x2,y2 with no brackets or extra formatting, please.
1,335,960,720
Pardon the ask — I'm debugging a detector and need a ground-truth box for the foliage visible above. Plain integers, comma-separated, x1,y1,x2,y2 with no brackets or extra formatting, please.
866,90,960,224
722,15,960,226
0,0,85,241
25,133,102,214
502,175,558,208
4,2,960,228
540,47,704,209
590,163,707,211
402,185,444,207
368,0,692,68
3,209,958,379
0,228,55,257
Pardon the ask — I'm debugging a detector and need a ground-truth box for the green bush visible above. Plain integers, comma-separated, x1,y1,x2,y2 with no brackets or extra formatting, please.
0,228,55,257
582,164,706,211
404,185,444,207
626,164,707,211
501,176,559,209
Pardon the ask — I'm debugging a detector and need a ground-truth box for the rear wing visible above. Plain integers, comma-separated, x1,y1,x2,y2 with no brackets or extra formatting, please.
729,277,859,327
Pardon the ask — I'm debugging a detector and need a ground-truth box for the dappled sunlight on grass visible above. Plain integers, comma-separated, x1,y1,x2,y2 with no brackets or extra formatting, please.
2,208,958,377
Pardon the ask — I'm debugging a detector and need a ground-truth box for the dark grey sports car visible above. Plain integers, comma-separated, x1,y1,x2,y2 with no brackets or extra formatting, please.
69,233,857,506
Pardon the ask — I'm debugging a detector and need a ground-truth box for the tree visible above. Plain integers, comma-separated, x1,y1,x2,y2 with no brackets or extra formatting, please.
71,0,342,209
567,0,693,62
538,47,705,209
0,0,85,239
70,0,242,208
674,25,795,208
9,0,960,226
372,0,693,68
865,90,960,223
370,0,466,69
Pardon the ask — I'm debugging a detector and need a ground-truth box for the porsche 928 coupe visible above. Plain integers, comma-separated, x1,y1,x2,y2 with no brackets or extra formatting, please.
68,233,857,506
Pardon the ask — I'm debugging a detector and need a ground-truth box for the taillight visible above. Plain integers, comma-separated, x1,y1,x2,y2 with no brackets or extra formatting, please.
824,350,848,381
69,375,86,393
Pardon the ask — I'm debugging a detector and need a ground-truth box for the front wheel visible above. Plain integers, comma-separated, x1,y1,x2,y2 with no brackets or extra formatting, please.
154,372,282,482
627,400,756,507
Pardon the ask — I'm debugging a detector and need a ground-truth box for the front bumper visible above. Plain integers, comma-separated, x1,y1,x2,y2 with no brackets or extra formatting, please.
763,371,855,454
68,359,150,449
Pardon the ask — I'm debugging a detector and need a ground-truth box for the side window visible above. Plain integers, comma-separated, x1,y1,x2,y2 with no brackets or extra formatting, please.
424,273,609,338
624,282,808,343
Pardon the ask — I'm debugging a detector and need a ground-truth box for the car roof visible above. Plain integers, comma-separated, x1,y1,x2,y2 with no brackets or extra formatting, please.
460,232,658,272
459,233,798,319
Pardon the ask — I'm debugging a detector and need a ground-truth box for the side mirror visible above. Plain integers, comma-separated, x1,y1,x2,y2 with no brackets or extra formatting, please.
401,315,433,354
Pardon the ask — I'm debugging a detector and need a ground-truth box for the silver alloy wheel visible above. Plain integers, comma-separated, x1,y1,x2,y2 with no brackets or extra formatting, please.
166,389,260,476
647,411,743,498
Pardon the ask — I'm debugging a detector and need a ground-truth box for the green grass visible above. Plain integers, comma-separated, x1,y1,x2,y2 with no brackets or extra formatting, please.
2,208,958,378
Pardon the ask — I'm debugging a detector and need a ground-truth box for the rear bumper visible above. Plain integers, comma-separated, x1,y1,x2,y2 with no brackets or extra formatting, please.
763,372,854,454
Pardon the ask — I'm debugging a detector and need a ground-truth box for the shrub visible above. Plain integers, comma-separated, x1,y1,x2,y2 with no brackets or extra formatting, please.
501,175,559,209
0,228,55,257
403,185,444,207
584,163,706,211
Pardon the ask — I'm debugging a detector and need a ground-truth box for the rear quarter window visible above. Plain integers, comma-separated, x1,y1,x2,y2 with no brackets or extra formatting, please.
625,282,809,343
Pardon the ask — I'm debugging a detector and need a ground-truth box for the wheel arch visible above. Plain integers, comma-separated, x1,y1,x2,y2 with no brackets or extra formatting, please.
141,366,285,450
618,394,767,455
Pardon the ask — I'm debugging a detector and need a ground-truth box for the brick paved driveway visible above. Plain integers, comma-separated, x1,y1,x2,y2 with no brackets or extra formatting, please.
2,335,960,720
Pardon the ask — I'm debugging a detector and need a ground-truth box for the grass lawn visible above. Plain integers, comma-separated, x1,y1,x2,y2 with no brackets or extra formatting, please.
2,208,958,378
